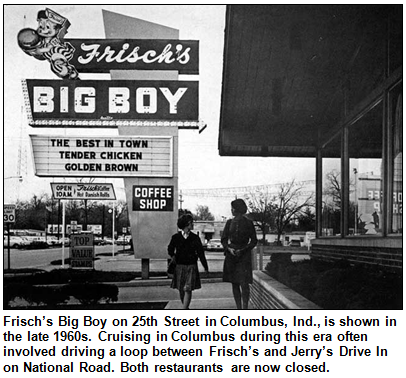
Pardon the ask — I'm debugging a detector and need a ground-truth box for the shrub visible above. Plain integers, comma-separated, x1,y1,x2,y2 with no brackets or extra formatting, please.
4,283,70,308
66,283,118,305
4,269,137,285
4,282,119,308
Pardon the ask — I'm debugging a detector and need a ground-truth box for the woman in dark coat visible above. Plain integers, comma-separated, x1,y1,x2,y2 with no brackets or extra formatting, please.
222,199,257,309
168,214,209,309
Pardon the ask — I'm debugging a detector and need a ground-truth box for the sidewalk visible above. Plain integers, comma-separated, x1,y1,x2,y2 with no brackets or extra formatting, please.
88,249,308,310
93,252,241,309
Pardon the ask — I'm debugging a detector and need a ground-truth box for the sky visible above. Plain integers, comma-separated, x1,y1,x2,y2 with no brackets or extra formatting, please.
2,4,316,219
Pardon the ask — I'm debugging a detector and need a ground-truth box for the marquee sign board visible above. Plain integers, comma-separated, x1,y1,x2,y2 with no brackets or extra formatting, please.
66,39,199,74
51,183,116,200
30,135,173,178
23,79,199,127
133,185,174,211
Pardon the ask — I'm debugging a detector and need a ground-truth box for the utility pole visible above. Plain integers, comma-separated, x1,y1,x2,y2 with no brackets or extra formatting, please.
179,190,184,210
353,168,358,235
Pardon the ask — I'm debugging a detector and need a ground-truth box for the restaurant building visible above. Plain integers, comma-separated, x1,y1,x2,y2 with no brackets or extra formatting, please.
219,5,402,269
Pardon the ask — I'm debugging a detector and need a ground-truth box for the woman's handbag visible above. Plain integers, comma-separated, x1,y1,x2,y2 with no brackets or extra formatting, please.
167,258,176,274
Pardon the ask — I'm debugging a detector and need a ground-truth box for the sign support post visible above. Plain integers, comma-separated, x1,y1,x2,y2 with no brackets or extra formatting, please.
4,204,16,270
108,203,116,260
62,200,66,267
7,223,11,270
141,259,150,280
102,12,187,279
112,201,115,259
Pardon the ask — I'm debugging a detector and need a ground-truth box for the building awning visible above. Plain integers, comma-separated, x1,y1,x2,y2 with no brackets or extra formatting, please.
219,5,396,157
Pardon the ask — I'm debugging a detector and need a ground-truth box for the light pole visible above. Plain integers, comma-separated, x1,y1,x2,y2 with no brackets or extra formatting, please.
353,168,358,235
179,190,183,210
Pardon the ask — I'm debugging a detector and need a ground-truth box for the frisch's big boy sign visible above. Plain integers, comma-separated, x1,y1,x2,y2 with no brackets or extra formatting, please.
19,8,200,128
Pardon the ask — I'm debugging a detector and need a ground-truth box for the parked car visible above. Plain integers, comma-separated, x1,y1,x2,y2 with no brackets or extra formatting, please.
94,237,106,246
3,235,29,249
103,238,113,245
206,239,223,252
21,236,49,250
31,236,59,246
116,236,129,245
289,239,301,247
57,237,71,247
46,236,59,246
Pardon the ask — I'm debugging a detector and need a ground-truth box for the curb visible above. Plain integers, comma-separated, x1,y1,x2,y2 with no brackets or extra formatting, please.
114,277,223,287
4,277,224,288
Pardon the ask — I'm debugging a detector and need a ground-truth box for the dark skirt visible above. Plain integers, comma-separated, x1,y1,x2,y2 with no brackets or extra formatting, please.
223,250,253,284
171,264,201,291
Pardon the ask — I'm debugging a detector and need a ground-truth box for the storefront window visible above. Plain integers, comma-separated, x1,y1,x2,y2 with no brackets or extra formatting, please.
390,82,402,234
348,102,383,236
321,133,341,236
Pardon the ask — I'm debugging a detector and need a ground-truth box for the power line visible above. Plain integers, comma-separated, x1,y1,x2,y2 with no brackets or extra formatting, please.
180,181,315,198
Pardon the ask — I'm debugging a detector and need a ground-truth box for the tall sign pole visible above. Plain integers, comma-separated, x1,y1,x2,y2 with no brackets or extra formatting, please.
103,11,181,278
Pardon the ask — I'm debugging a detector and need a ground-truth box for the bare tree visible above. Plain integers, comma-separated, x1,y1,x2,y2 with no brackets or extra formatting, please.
14,192,51,230
245,180,314,244
297,206,316,231
66,200,82,224
244,189,276,244
194,205,215,221
323,169,358,235
115,200,129,235
323,170,341,209
273,180,314,244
